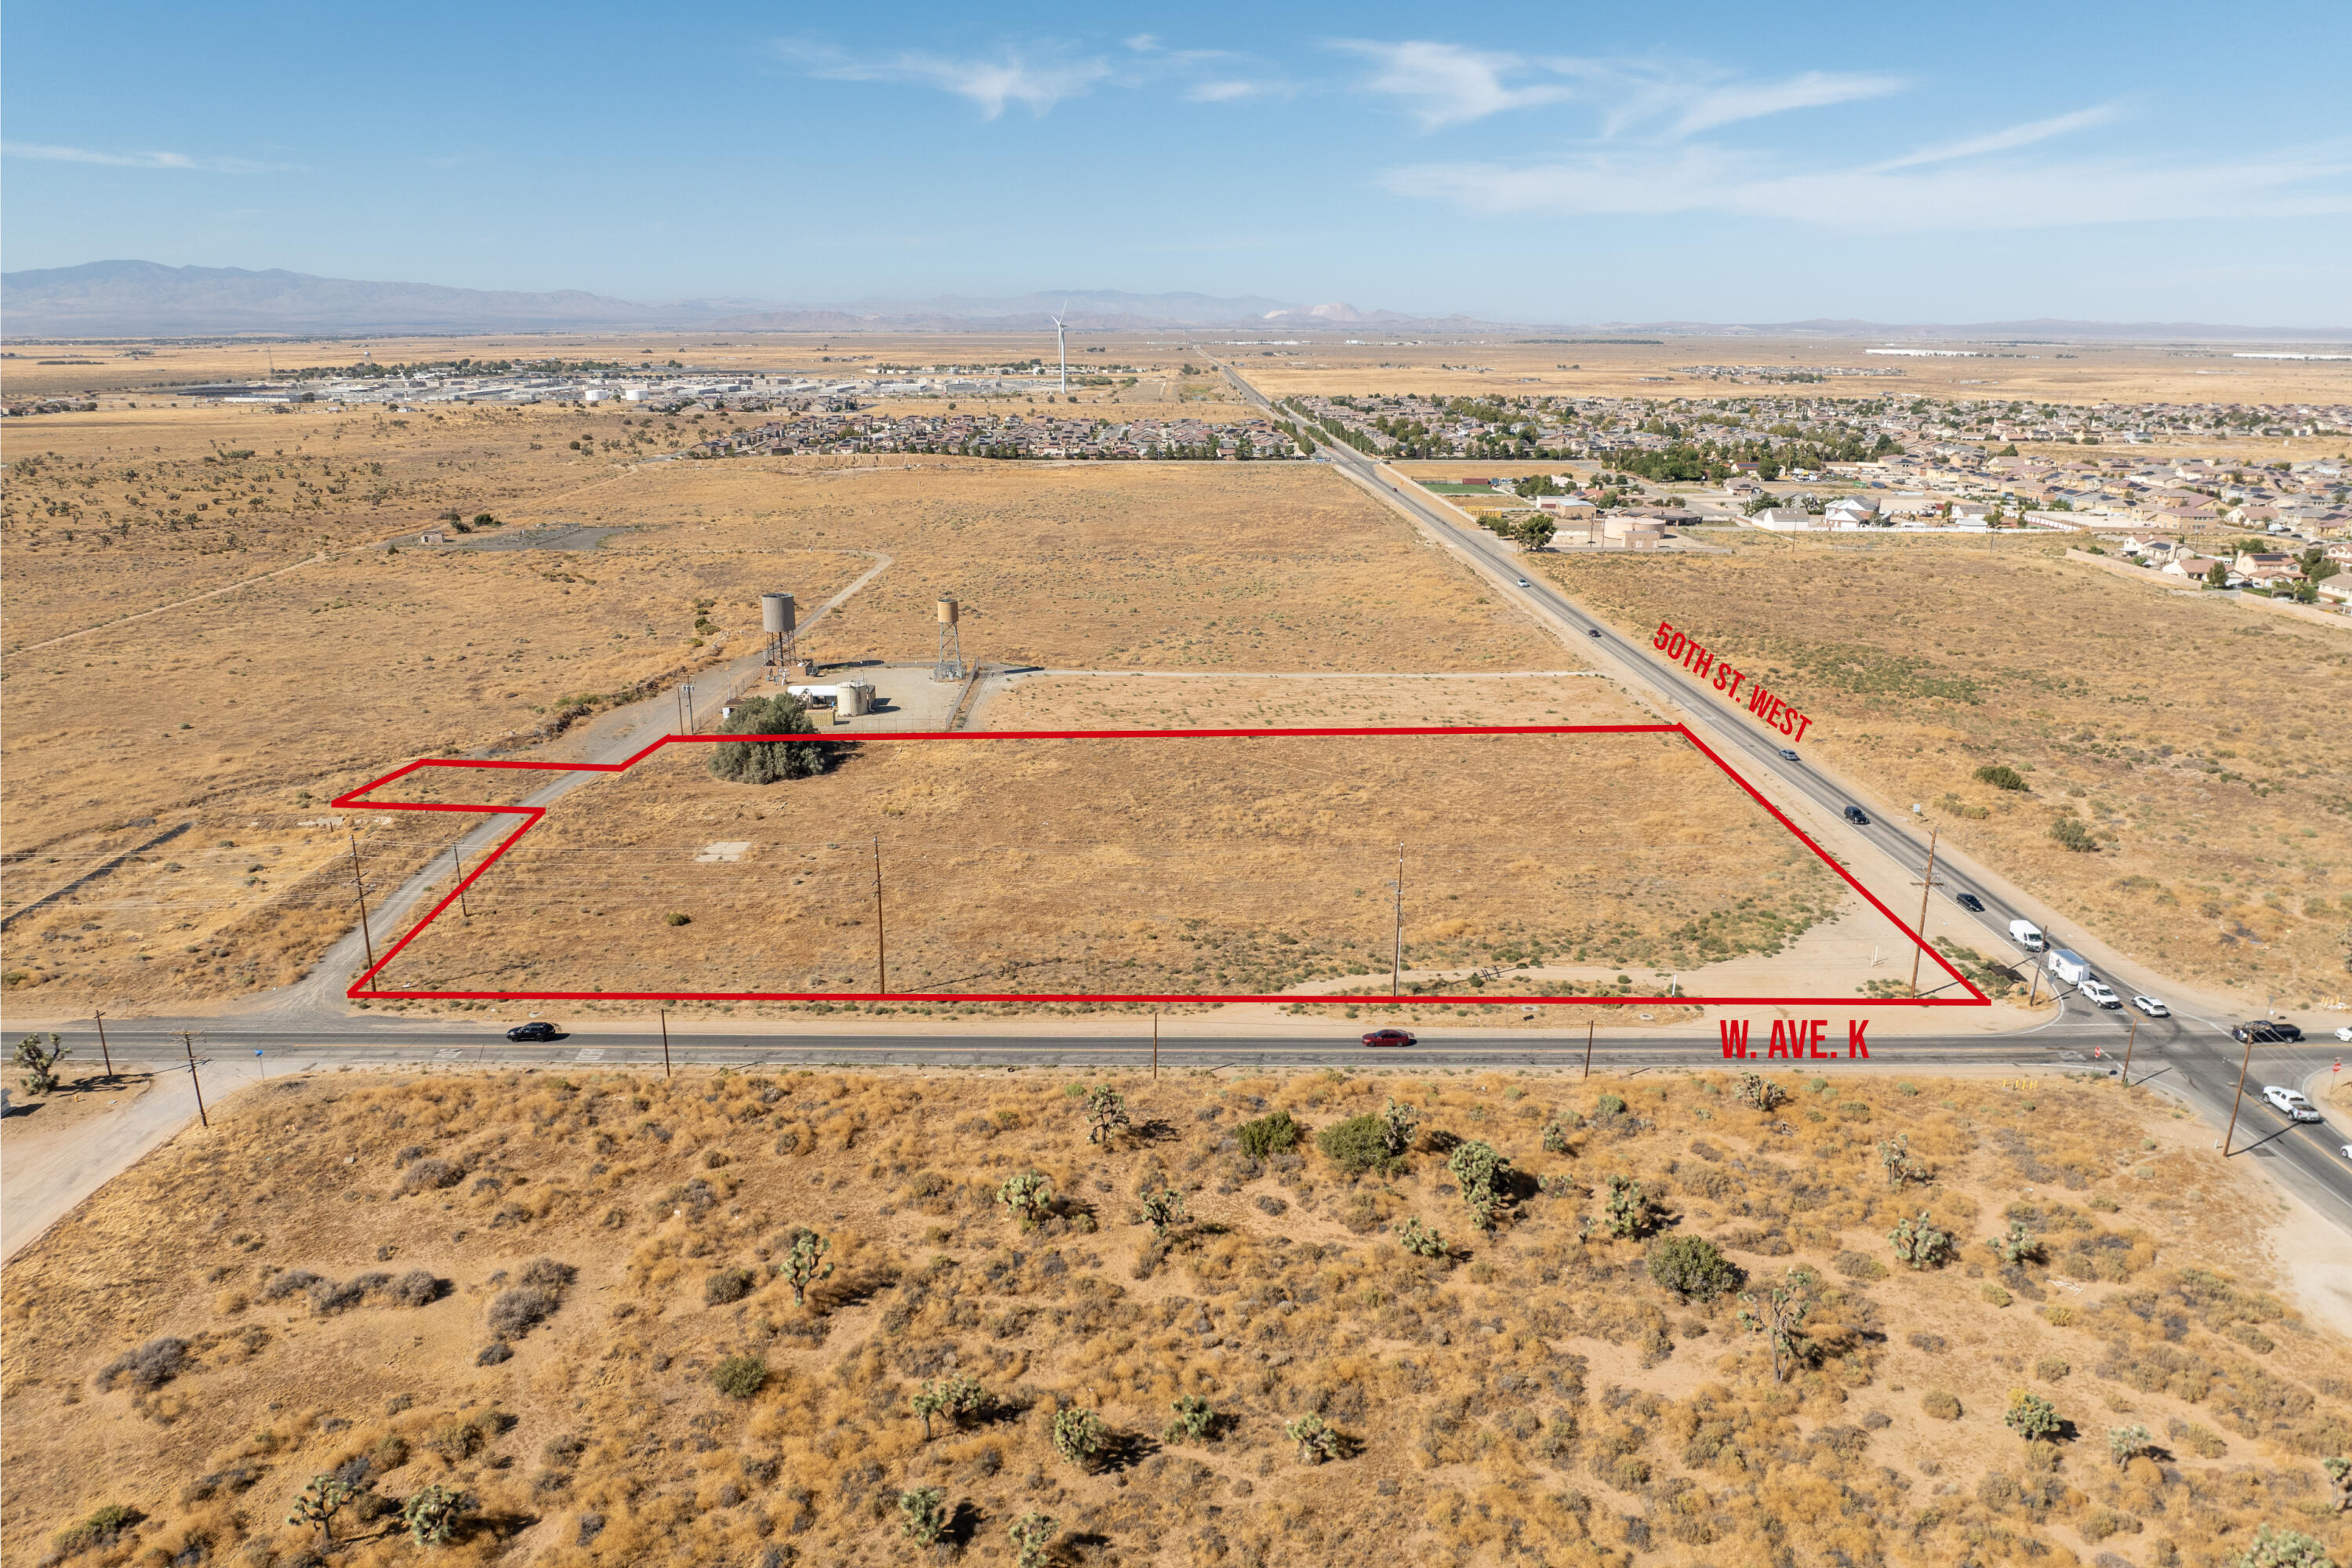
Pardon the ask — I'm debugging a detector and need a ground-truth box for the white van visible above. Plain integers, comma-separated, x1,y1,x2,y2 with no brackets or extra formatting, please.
2048,949,2092,987
2009,919,2045,952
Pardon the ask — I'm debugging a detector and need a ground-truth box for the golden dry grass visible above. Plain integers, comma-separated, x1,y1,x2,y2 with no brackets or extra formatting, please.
1537,534,2352,1006
369,730,1856,1009
5,1065,2347,1567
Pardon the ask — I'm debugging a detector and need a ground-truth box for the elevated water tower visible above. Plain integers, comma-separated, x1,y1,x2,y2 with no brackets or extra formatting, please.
761,591,800,679
932,596,964,681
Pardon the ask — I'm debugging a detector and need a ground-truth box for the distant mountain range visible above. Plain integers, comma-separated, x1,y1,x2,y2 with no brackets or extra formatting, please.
3,260,2343,342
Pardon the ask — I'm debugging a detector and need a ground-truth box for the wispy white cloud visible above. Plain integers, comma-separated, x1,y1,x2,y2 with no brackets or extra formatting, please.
775,40,1112,118
1670,70,1904,135
1331,40,1576,129
1870,104,2119,171
1185,78,1290,104
2,140,290,172
1380,141,2352,230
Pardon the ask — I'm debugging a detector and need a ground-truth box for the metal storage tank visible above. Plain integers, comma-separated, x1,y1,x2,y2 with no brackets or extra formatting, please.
837,680,875,717
936,597,959,624
761,593,797,635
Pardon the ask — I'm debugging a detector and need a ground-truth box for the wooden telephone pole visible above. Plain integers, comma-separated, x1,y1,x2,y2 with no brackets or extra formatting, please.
348,824,376,989
871,836,887,995
1908,827,1944,997
180,1031,209,1127
1388,844,1404,997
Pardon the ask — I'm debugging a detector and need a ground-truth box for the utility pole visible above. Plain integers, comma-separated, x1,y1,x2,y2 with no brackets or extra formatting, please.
2220,1029,2256,1156
347,824,376,989
1583,1019,1595,1080
2120,1016,2138,1086
451,846,471,922
1388,843,1404,997
872,835,887,996
659,1007,673,1080
180,1031,209,1127
1908,827,1943,998
93,1011,114,1079
1152,1011,1160,1082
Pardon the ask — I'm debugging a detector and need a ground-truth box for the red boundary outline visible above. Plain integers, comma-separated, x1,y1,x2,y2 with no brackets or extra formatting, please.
333,724,1987,1008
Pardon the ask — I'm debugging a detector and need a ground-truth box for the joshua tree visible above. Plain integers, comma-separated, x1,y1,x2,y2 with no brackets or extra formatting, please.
1889,1211,1955,1270
2325,1454,2351,1512
1734,1072,1785,1112
781,1230,833,1307
998,1171,1054,1225
1541,1114,1574,1154
1163,1394,1216,1444
1396,1217,1448,1258
1051,1406,1106,1470
1140,1187,1188,1236
14,1033,67,1095
1737,1267,1817,1383
1007,1512,1059,1568
402,1483,471,1548
1602,1173,1657,1239
285,1475,356,1548
2107,1424,2154,1467
897,1486,949,1545
2234,1526,2333,1568
1994,1219,2043,1267
1379,1098,1420,1156
1878,1134,1931,1188
1284,1413,1341,1464
1446,1140,1510,1230
2004,1389,2063,1442
914,1373,985,1437
1084,1085,1132,1145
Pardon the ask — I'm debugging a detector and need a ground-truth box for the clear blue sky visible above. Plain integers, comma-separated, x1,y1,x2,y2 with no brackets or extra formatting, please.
5,0,2348,324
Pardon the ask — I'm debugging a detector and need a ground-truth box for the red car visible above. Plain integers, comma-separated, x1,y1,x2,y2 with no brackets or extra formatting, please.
1361,1029,1417,1047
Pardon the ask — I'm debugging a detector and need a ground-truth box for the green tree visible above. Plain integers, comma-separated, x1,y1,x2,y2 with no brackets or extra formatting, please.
1316,1114,1399,1174
15,1033,68,1094
897,1486,949,1544
1395,1217,1448,1258
1007,1512,1059,1568
1084,1084,1131,1145
1285,1413,1341,1464
2004,1389,2063,1441
402,1483,472,1548
1889,1211,1955,1269
706,694,827,784
1737,1267,1817,1382
285,1475,356,1548
2205,559,2230,589
998,1171,1054,1225
781,1231,833,1307
1647,1235,1742,1302
1051,1406,1106,1470
1163,1394,1216,1444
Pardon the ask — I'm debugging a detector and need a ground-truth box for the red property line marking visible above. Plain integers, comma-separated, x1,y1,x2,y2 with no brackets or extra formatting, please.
332,724,1987,1007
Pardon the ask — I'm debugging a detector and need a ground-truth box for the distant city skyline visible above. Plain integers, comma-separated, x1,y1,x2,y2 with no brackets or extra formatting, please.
4,0,2349,325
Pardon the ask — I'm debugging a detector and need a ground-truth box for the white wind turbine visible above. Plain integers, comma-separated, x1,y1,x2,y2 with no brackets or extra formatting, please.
1051,301,1069,395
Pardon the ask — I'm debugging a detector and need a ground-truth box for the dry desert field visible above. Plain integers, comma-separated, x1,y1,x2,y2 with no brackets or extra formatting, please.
4,1063,2348,1568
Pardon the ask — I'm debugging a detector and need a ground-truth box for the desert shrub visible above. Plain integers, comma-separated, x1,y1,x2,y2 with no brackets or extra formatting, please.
475,1343,513,1366
308,1275,376,1314
99,1336,190,1392
704,1267,757,1306
2050,816,2100,853
1646,1236,1742,1302
403,1483,472,1546
706,694,829,784
1595,1094,1628,1118
2035,1356,2071,1382
390,1270,445,1307
1237,1109,1302,1160
1164,1394,1217,1444
665,912,691,926
1316,1114,1399,1174
711,1354,768,1399
1051,1406,1106,1469
898,1486,949,1545
398,1159,465,1194
2005,1389,2063,1441
2172,1421,2228,1458
486,1287,560,1339
1286,1412,1342,1464
1833,1250,1888,1282
50,1504,141,1557
1396,1217,1448,1258
1983,1282,2013,1307
1922,1391,1962,1421
1975,764,2028,791
261,1268,325,1301
1889,1211,1955,1269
